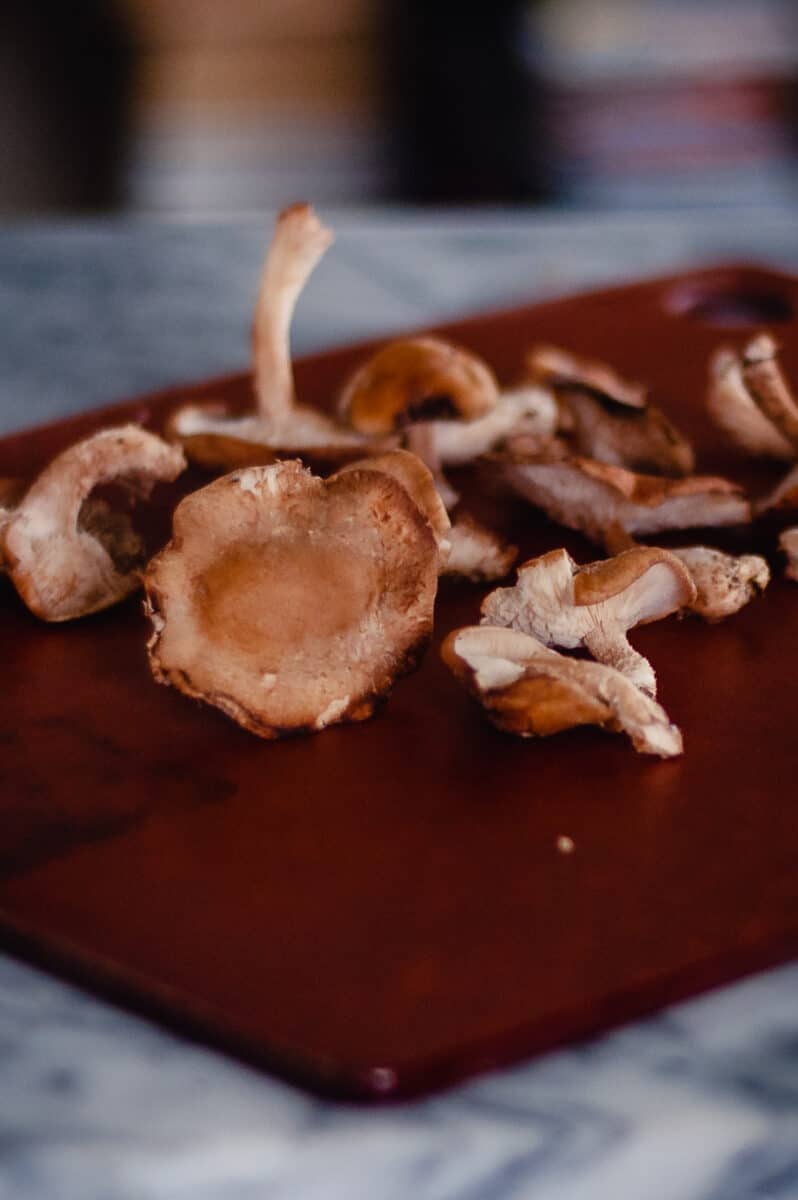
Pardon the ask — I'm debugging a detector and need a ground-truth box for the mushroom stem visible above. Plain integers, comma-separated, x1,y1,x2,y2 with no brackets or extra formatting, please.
582,627,656,697
252,203,334,426
405,423,459,509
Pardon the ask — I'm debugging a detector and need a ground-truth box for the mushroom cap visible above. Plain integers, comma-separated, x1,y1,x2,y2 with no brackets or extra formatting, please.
497,449,751,546
339,336,500,435
0,478,26,564
3,426,185,621
442,625,683,757
166,402,377,472
558,387,695,477
526,344,647,409
481,546,695,695
144,460,439,738
334,448,452,561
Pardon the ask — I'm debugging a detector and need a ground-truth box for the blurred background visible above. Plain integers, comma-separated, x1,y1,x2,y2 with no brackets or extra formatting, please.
1,0,798,215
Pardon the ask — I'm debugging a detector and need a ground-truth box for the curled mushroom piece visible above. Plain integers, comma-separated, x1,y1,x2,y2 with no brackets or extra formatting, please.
444,514,517,582
497,446,751,548
706,336,798,460
0,479,26,564
481,546,695,696
442,625,683,758
603,524,770,623
169,204,376,470
144,460,439,738
2,426,186,621
527,343,694,476
339,335,507,508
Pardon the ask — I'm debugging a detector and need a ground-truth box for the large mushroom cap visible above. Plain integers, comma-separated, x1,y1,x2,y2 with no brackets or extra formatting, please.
339,336,500,436
2,426,185,621
144,460,439,738
442,625,683,757
481,546,695,696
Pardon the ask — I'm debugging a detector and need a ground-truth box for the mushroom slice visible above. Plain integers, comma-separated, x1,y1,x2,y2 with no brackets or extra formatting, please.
527,343,694,475
2,426,186,621
169,204,374,470
526,343,647,409
779,528,798,581
498,449,751,546
339,335,502,509
144,460,439,738
668,546,770,622
334,449,452,565
481,546,694,696
425,385,558,467
442,625,683,757
444,514,518,582
707,346,795,460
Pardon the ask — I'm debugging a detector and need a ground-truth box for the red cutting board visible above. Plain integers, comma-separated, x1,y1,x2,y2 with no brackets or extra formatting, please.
2,264,798,1101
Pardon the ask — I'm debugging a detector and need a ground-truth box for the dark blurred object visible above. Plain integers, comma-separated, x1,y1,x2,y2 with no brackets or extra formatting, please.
0,1,133,213
389,0,553,204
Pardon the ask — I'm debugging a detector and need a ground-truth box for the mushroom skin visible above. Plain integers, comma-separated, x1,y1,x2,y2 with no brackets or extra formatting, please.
669,546,770,622
481,546,695,696
2,426,185,621
742,333,798,453
442,625,683,758
707,346,795,460
144,460,439,738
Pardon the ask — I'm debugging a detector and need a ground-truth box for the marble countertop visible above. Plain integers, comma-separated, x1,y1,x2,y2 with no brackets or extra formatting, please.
1,209,798,1200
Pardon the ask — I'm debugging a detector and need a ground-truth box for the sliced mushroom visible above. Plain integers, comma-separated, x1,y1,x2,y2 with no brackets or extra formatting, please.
144,460,439,738
707,346,795,460
442,625,683,757
444,514,518,582
742,334,798,453
497,447,751,547
339,335,503,508
603,523,770,622
169,204,376,470
2,426,186,621
421,384,558,465
779,527,798,581
481,546,694,696
527,343,694,476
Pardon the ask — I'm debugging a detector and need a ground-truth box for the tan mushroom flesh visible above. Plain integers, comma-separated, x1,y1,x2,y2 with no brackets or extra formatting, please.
169,204,374,470
144,460,439,738
498,450,751,547
741,333,798,453
2,426,185,621
481,546,695,696
526,344,647,408
442,625,683,758
444,514,518,582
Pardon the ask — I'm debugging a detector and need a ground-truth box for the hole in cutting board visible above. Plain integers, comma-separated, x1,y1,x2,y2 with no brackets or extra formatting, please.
665,278,794,327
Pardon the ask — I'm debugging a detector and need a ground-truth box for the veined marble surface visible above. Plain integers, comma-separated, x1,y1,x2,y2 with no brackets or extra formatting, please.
1,210,797,1200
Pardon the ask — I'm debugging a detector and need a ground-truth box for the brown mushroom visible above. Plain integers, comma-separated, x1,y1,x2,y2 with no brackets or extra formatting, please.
481,546,695,696
527,343,694,476
169,204,376,470
0,479,26,563
2,426,185,621
603,523,770,622
497,446,750,547
442,625,683,757
144,460,439,738
339,335,504,509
